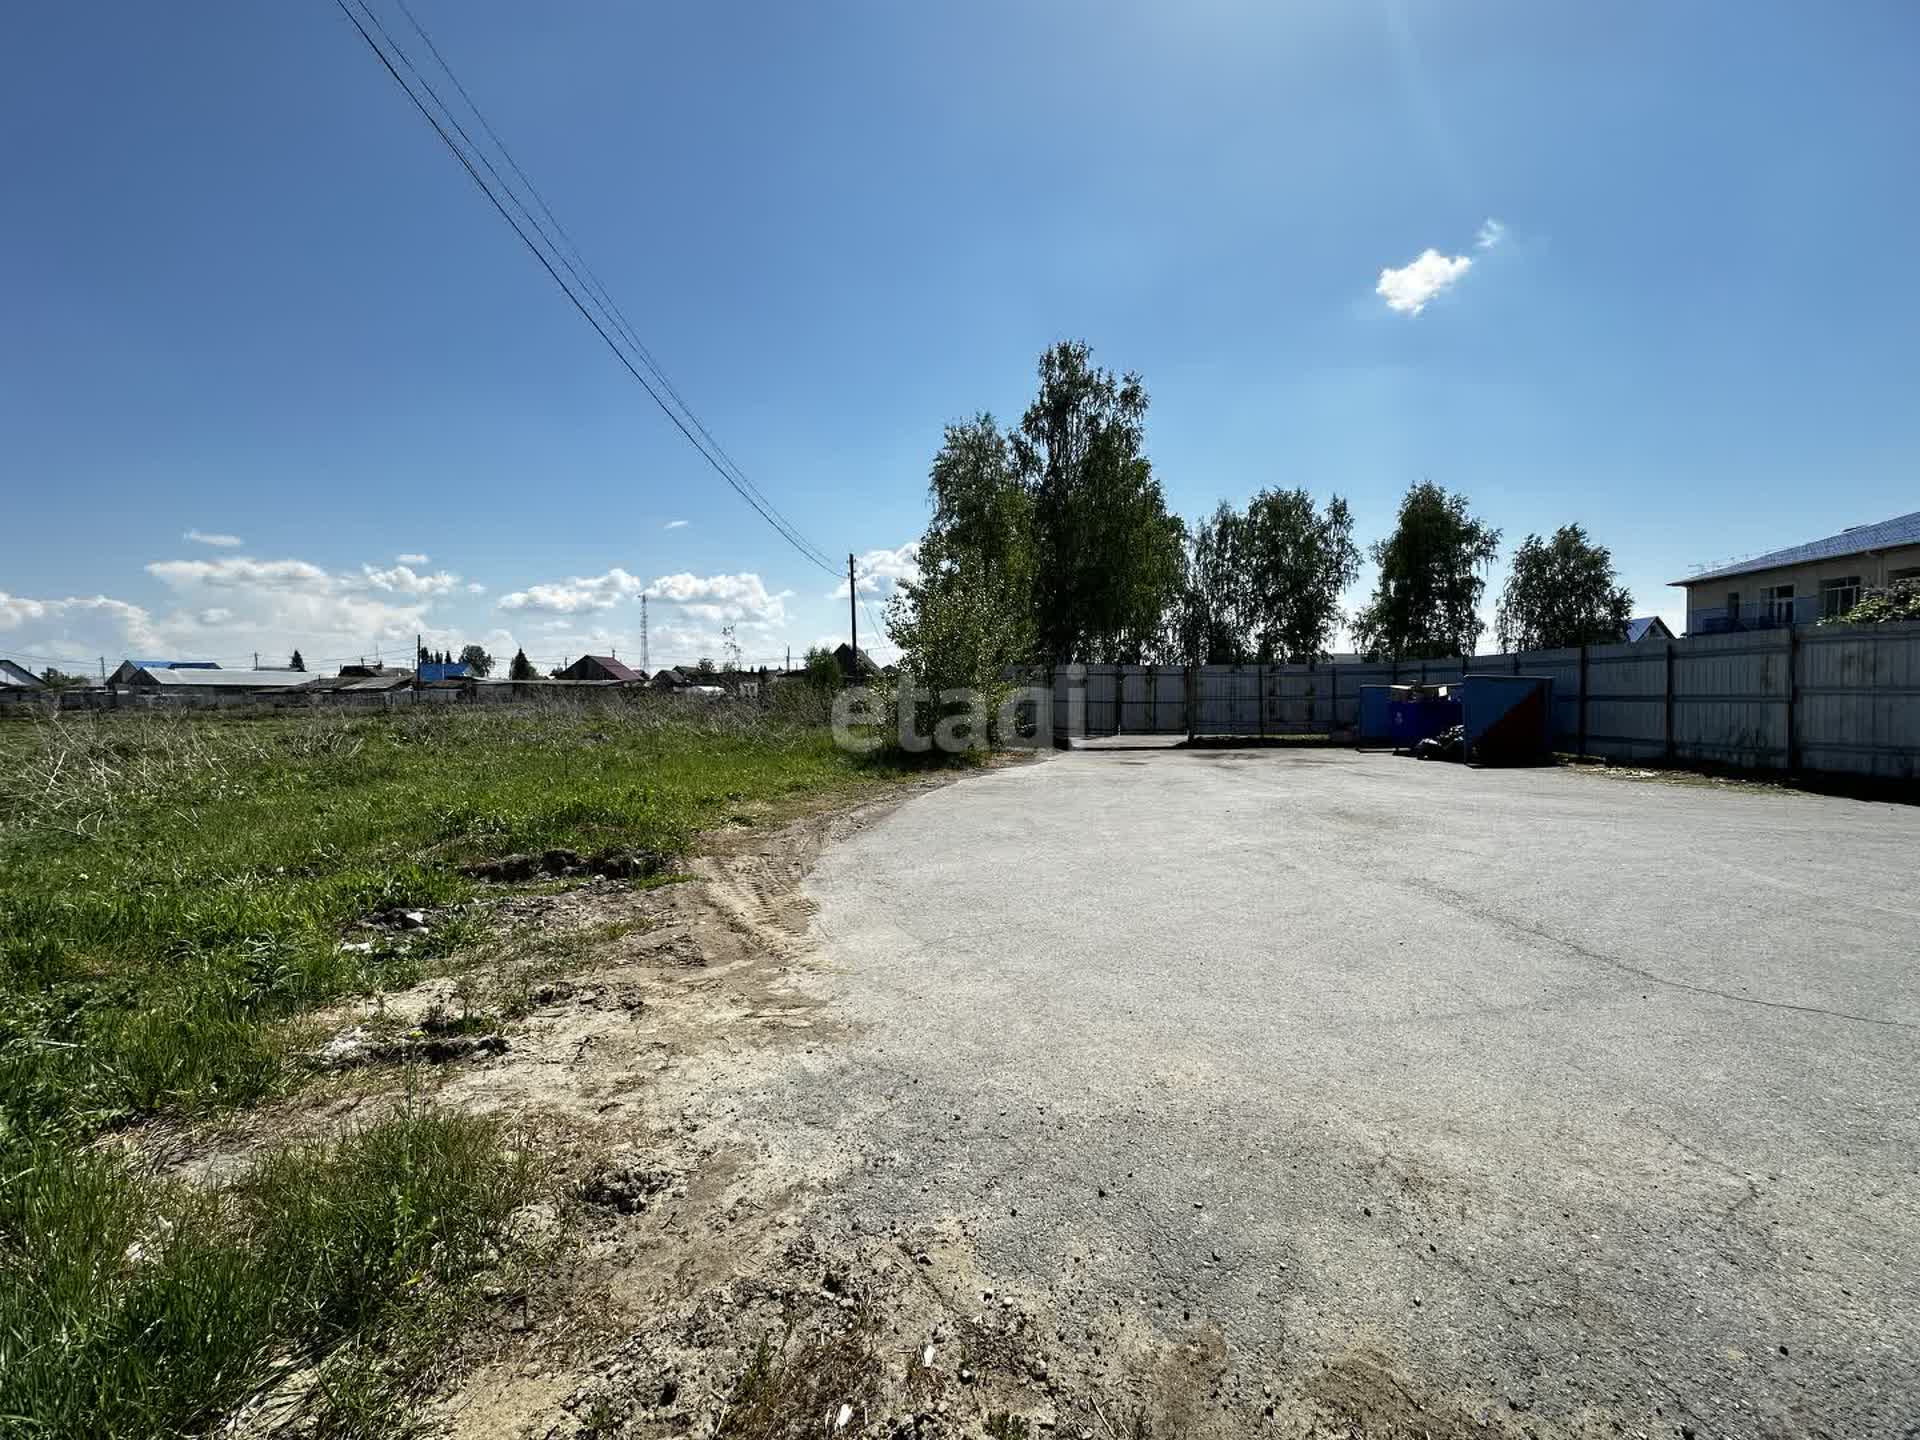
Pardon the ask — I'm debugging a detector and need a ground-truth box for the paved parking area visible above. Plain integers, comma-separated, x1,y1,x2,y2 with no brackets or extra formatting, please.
760,749,1920,1436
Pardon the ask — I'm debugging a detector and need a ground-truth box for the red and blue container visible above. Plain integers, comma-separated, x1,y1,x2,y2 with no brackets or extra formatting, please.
1460,673,1554,764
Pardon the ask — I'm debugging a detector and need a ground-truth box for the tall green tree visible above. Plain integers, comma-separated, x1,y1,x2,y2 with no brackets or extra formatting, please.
1352,482,1502,660
1180,502,1256,664
1242,489,1361,662
507,648,535,681
287,649,306,672
1013,341,1186,663
458,644,494,677
1179,491,1360,663
1495,525,1632,652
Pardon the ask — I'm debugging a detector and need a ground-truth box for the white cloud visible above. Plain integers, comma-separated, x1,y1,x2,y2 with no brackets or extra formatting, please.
831,542,920,599
0,592,159,649
1475,217,1506,249
1376,248,1473,316
648,571,789,626
396,552,430,565
497,567,646,615
663,519,689,530
184,529,244,548
149,557,332,590
467,582,486,595
358,563,461,597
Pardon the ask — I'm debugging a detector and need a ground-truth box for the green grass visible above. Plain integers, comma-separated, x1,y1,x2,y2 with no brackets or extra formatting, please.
0,1104,539,1438
0,698,905,1435
0,701,898,1139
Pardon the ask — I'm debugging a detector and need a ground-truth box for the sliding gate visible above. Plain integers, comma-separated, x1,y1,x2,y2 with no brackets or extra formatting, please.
1049,664,1350,739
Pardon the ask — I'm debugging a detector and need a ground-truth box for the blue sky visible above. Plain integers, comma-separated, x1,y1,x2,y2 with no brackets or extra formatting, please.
4,1,1916,673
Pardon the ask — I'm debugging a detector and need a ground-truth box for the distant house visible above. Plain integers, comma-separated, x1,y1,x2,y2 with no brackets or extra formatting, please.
119,667,302,695
557,654,643,684
650,667,691,690
833,643,879,681
1623,616,1675,645
416,661,468,683
109,659,219,685
1672,509,1920,634
0,659,43,690
337,664,409,680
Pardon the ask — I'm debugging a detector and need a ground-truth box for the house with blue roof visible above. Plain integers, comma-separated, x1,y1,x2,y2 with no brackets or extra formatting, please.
1623,616,1674,645
1670,509,1920,634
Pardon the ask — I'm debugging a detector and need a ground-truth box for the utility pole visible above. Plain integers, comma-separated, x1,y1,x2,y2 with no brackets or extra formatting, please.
848,553,858,674
641,595,650,674
253,650,259,670
414,632,421,695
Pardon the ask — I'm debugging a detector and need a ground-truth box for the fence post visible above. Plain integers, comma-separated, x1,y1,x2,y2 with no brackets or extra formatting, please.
1328,661,1337,739
1258,665,1267,740
1785,627,1799,773
1663,640,1675,764
1577,643,1590,759
1185,663,1197,742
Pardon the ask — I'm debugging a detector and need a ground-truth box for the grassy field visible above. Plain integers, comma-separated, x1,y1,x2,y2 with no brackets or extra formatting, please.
0,697,904,1435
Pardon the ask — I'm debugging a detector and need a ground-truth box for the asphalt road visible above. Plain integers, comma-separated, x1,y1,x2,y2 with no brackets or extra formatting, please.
758,748,1920,1436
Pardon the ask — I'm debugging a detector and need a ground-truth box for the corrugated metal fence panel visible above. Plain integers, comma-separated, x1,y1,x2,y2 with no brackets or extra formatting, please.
1673,629,1790,768
1035,632,1914,774
1585,641,1667,761
1797,621,1920,778
1119,666,1187,733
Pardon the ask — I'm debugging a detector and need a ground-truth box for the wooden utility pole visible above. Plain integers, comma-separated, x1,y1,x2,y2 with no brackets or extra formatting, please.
848,553,858,672
640,595,649,674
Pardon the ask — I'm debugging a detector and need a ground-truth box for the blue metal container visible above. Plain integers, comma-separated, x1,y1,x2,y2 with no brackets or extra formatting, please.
1358,684,1409,749
1390,696,1462,751
1460,674,1554,765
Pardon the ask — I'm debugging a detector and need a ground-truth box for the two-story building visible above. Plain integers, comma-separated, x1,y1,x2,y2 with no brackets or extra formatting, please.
1671,509,1920,634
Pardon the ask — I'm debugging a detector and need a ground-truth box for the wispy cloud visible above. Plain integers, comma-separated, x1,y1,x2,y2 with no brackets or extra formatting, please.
1475,217,1506,249
396,552,430,565
1376,247,1473,316
663,519,689,530
184,529,243,548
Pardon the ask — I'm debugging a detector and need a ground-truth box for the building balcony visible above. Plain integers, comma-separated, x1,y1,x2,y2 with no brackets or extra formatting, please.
1688,596,1823,634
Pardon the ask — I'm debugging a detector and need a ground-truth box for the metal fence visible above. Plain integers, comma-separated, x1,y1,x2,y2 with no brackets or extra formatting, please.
1042,618,1920,779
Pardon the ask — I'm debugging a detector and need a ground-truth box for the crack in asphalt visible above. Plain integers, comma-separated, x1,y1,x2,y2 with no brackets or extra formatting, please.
1402,876,1916,1031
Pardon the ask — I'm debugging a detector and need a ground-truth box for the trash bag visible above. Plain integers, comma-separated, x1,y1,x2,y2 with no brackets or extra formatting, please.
1414,723,1466,762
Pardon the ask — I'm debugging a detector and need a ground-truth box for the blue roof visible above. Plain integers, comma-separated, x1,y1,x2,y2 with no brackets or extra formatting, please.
1674,510,1920,586
1624,617,1661,643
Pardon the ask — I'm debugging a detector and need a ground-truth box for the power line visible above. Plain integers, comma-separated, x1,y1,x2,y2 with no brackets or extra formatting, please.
332,0,839,576
383,0,830,576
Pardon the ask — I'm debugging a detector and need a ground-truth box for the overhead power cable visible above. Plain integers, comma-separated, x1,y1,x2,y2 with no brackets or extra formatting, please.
383,0,830,574
333,0,839,576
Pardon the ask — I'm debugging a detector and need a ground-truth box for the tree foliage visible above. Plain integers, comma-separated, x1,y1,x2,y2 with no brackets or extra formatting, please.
1352,482,1501,660
887,417,1038,740
1821,578,1920,627
1495,525,1632,652
457,644,494,678
507,648,535,681
802,645,842,690
1181,490,1359,663
1013,342,1186,663
287,650,306,672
